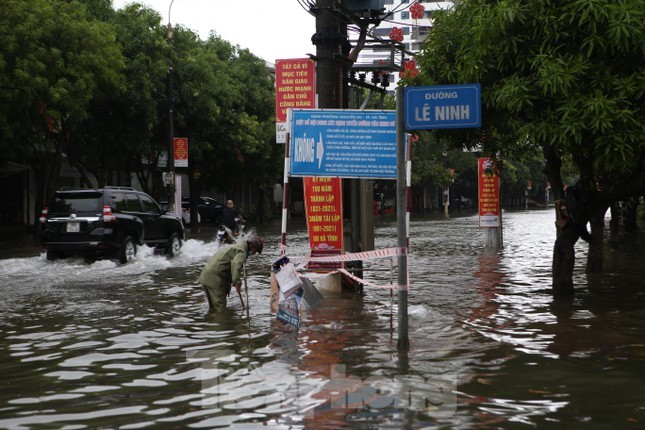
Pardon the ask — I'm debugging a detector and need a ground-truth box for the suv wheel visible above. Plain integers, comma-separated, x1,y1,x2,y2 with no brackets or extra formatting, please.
119,236,137,264
166,232,182,257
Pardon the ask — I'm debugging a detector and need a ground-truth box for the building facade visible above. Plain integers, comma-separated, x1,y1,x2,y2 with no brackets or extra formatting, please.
353,0,454,85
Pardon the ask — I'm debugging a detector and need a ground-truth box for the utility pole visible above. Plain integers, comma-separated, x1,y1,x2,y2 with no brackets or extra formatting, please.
165,1,176,213
313,0,348,109
309,1,408,348
313,0,367,284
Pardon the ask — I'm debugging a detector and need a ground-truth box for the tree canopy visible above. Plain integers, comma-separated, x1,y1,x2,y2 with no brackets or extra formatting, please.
0,0,282,222
405,0,645,294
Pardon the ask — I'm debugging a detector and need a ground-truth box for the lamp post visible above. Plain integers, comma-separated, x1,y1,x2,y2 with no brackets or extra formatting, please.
165,0,176,213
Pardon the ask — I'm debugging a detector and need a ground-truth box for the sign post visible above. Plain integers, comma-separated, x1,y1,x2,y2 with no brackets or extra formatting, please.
396,86,409,351
400,83,483,351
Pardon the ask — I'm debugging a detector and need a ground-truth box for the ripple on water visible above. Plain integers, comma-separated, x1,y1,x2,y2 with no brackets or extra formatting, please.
1,213,645,429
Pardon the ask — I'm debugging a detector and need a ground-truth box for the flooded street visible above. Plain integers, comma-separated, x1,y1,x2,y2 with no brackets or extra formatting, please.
1,210,644,429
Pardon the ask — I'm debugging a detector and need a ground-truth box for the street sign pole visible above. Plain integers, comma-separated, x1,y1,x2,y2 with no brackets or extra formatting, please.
396,86,409,351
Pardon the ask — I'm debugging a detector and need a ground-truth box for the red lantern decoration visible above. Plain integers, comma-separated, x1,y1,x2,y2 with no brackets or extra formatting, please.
400,59,419,78
410,2,425,20
389,27,404,42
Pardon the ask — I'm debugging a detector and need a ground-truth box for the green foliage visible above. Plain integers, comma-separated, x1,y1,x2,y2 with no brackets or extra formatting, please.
68,3,167,189
1,0,124,161
410,132,477,191
408,0,645,204
0,0,282,208
173,36,279,197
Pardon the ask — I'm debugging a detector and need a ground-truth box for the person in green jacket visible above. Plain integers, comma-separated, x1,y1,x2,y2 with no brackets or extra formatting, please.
198,235,264,311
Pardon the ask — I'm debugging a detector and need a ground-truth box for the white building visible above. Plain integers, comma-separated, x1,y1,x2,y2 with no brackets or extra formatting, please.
350,0,454,85
381,1,453,50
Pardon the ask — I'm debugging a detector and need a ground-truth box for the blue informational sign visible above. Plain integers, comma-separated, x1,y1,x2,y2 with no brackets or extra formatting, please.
404,84,481,130
290,109,397,179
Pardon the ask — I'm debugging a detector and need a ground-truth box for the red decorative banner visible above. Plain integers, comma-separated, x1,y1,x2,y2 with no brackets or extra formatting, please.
478,158,500,227
275,58,316,123
174,137,188,168
303,177,343,251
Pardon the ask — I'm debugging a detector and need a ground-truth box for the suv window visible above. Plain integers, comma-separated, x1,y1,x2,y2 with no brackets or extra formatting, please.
125,192,142,212
113,192,128,212
139,194,160,214
50,192,103,213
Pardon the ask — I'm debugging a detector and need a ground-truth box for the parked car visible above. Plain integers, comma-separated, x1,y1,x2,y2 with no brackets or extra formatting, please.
159,199,200,226
39,187,185,263
183,196,224,223
451,195,474,208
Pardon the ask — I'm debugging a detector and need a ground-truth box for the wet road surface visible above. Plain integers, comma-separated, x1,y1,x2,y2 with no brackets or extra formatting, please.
1,211,644,428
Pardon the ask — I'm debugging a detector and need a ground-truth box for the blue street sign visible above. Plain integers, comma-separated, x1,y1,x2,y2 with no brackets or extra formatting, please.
404,84,481,130
290,109,397,179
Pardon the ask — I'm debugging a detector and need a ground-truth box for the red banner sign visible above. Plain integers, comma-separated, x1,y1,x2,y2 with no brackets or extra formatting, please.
303,177,343,251
275,58,316,123
478,158,500,227
173,137,188,168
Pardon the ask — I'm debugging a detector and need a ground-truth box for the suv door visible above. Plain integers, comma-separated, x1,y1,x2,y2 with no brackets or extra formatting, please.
115,191,145,241
137,193,165,243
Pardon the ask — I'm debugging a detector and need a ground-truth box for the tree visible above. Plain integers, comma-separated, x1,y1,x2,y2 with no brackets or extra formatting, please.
0,0,125,224
406,0,645,296
0,0,283,229
68,3,169,194
172,34,279,219
227,48,281,219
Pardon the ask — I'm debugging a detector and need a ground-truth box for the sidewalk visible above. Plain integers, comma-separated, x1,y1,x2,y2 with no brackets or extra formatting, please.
0,226,41,259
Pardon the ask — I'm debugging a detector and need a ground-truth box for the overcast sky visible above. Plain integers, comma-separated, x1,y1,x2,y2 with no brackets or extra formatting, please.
112,0,317,62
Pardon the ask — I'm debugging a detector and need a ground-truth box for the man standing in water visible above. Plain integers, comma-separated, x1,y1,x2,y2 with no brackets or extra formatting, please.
198,234,264,311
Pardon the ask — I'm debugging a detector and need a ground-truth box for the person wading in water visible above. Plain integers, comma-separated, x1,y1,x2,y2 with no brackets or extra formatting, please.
198,234,263,311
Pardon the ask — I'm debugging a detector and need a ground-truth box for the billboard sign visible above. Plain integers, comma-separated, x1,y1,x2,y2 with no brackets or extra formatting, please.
303,176,343,252
275,59,316,124
290,109,397,179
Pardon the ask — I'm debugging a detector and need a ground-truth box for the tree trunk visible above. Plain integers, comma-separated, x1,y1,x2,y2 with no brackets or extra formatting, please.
552,228,577,297
586,205,607,274
552,200,578,297
542,142,575,297
609,202,624,243
624,198,639,232
609,199,640,243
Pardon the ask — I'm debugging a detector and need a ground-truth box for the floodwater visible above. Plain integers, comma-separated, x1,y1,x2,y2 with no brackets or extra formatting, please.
1,210,644,429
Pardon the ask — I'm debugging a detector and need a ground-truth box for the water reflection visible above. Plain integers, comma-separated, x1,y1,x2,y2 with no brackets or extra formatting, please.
1,212,644,428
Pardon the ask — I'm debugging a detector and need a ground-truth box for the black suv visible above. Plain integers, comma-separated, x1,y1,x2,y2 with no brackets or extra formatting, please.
39,187,185,263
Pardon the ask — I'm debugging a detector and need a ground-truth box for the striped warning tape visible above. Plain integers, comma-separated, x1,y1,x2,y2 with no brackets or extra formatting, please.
281,246,409,290
298,269,407,290
288,247,406,263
